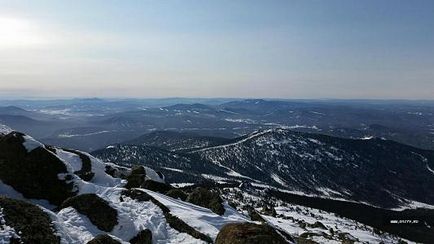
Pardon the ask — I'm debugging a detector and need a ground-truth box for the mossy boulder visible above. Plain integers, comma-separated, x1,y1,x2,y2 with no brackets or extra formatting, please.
0,196,60,244
60,194,118,232
142,180,173,194
186,187,225,215
129,229,152,244
125,166,147,189
105,164,129,179
209,199,225,215
246,206,265,222
166,188,188,201
125,165,172,193
0,132,76,205
215,223,288,244
87,234,121,244
131,165,147,175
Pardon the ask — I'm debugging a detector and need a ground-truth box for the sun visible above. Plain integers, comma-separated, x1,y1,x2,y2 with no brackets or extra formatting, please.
0,17,48,48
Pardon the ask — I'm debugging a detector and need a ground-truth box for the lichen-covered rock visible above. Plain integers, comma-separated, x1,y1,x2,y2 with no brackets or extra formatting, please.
246,206,265,222
129,229,152,244
87,234,121,244
215,223,289,244
60,194,118,232
125,166,147,189
0,196,60,244
166,188,188,201
0,132,76,205
142,180,172,194
105,163,129,179
186,187,225,215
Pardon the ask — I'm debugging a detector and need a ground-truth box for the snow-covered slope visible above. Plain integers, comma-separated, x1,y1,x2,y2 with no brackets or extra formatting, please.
1,130,431,243
50,188,203,244
1,136,215,243
0,131,254,243
264,206,410,244
190,128,434,209
94,128,434,209
222,186,417,244
144,190,250,240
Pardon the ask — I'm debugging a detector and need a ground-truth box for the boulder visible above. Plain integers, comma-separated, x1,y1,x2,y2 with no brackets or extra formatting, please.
0,196,60,244
125,166,147,189
246,206,265,222
215,223,288,244
87,234,120,244
129,229,152,244
0,132,76,205
166,188,188,201
142,180,172,194
60,194,118,232
186,187,225,215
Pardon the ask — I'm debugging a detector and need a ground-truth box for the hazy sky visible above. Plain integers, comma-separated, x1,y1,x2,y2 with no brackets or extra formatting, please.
0,0,433,99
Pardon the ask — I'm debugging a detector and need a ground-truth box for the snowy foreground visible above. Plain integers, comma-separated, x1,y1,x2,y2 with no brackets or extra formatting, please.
0,132,416,243
0,133,252,243
222,188,415,244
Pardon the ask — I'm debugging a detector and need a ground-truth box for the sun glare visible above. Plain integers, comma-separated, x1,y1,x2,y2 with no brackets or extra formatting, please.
0,17,48,48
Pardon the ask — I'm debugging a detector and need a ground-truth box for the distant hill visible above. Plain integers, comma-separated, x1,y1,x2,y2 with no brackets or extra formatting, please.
190,128,434,208
92,143,229,183
0,106,30,115
123,130,230,152
1,99,433,151
94,128,434,209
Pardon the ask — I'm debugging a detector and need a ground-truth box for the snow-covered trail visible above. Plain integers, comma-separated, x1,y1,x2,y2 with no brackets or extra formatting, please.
144,189,250,240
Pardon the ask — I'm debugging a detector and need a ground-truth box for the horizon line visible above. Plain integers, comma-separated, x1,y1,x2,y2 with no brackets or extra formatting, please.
0,96,434,102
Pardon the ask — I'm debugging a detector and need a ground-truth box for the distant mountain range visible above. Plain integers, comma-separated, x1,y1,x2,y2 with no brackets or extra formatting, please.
0,98,433,151
103,99,434,151
93,128,434,209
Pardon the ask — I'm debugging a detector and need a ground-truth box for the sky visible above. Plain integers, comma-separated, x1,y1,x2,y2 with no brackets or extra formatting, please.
0,0,433,99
